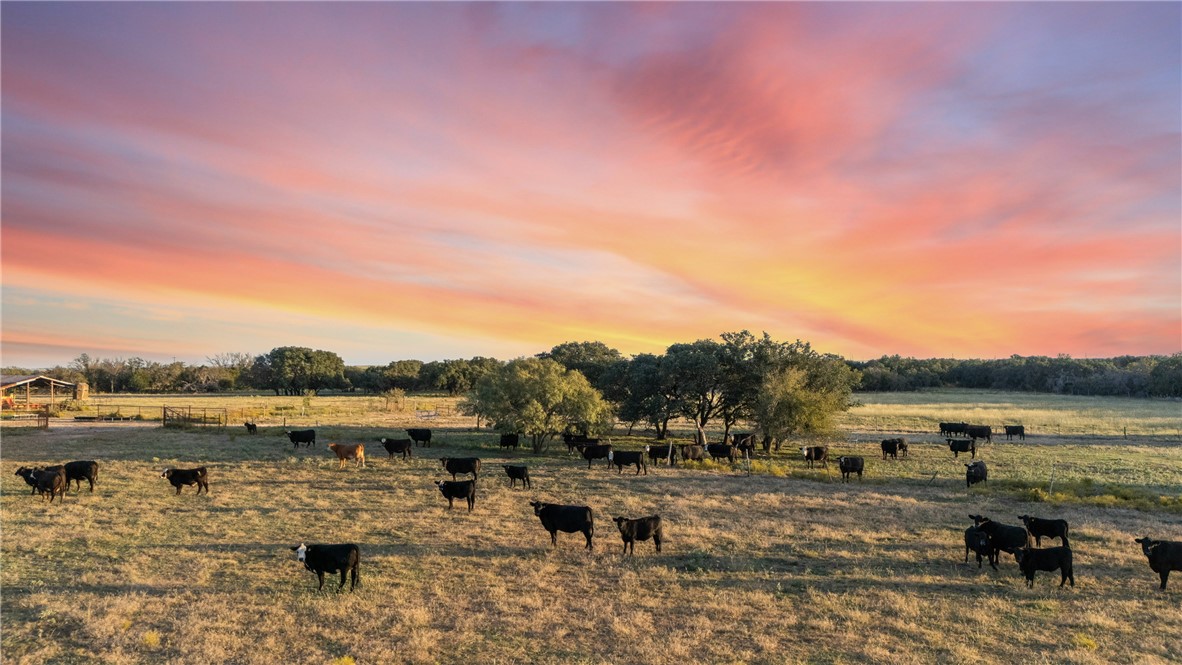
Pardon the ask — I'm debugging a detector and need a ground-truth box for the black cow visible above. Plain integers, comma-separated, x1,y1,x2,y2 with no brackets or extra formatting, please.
14,467,41,494
564,434,599,454
244,422,258,434
610,450,647,475
965,461,988,488
407,428,433,447
881,438,906,460
47,460,98,492
965,425,992,442
1134,537,1182,590
706,444,736,463
940,425,969,439
161,467,208,495
291,543,360,592
970,515,1028,561
440,457,480,481
578,444,613,469
613,515,663,555
26,468,66,503
530,501,594,550
285,429,315,448
435,479,476,512
503,465,531,489
380,437,414,460
964,525,996,569
678,444,705,463
499,433,520,450
1004,425,1025,441
940,422,968,437
647,444,677,466
1018,515,1069,548
837,456,864,482
800,446,828,469
1014,546,1074,588
948,438,976,459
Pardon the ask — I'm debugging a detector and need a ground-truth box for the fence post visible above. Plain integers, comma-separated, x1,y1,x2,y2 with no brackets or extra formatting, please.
1048,465,1057,495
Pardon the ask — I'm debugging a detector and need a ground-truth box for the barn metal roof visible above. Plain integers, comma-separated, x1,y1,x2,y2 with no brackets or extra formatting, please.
0,375,76,390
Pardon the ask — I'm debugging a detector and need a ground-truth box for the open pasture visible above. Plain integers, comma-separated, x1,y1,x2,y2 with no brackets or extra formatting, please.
2,419,1180,664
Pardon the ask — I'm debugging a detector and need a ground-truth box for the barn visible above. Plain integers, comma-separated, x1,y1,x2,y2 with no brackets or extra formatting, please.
0,375,84,412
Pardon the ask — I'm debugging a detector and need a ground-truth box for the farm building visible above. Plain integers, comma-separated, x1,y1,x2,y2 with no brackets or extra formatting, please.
0,375,85,411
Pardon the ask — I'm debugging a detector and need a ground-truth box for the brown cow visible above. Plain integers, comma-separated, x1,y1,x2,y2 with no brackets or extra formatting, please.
327,443,366,469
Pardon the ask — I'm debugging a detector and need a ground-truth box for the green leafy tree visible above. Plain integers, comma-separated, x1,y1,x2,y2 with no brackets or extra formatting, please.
462,357,613,453
539,341,623,391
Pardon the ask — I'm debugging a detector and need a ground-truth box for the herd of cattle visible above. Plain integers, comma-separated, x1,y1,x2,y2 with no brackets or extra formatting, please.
11,421,1179,594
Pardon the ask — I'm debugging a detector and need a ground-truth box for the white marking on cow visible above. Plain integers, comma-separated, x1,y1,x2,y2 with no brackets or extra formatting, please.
608,451,614,461
295,543,307,562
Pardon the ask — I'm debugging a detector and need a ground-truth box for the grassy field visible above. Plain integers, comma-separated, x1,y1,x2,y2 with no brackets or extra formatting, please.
1,391,1180,664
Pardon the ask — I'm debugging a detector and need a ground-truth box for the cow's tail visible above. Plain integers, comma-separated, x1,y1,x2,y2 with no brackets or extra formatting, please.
587,507,594,536
1062,523,1070,548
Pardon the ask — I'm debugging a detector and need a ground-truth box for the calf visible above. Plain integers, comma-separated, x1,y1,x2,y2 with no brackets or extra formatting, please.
1018,515,1069,548
706,444,736,464
646,444,677,466
1004,425,1025,441
530,501,594,550
502,465,530,489
800,446,828,469
499,433,520,450
881,438,906,460
1014,546,1074,588
14,467,42,495
678,444,705,463
609,450,647,475
33,468,66,503
965,461,988,488
327,443,366,469
440,457,481,481
161,467,208,495
612,515,663,555
244,421,258,434
964,525,997,569
380,437,413,460
578,444,613,469
837,456,864,482
406,428,432,447
285,429,316,448
291,543,360,592
970,515,1028,560
948,438,975,458
435,479,476,512
1134,537,1182,590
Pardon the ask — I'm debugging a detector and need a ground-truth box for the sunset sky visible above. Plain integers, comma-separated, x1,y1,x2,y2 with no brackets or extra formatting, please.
2,3,1179,368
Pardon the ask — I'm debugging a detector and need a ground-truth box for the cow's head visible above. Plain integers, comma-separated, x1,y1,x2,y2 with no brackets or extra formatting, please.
800,447,808,456
1017,515,1033,526
613,516,627,529
1134,537,1159,556
1014,549,1027,564
439,458,450,466
291,543,307,562
529,500,544,515
968,529,989,551
607,451,614,461
160,468,171,478
969,514,987,525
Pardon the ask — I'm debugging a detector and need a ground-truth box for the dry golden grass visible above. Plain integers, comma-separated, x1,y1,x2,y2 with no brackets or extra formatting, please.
2,393,1181,663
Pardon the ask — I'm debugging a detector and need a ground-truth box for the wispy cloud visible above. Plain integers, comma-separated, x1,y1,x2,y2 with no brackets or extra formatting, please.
2,3,1178,367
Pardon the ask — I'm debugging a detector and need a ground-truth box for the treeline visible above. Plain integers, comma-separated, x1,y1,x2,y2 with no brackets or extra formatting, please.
851,354,1182,397
7,344,1181,399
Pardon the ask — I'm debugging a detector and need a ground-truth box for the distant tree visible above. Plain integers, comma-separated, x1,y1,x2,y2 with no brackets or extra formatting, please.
539,341,623,391
461,357,613,453
253,347,345,395
1150,354,1182,398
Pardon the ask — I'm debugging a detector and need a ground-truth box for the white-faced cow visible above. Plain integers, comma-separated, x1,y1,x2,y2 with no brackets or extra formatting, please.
291,543,360,592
